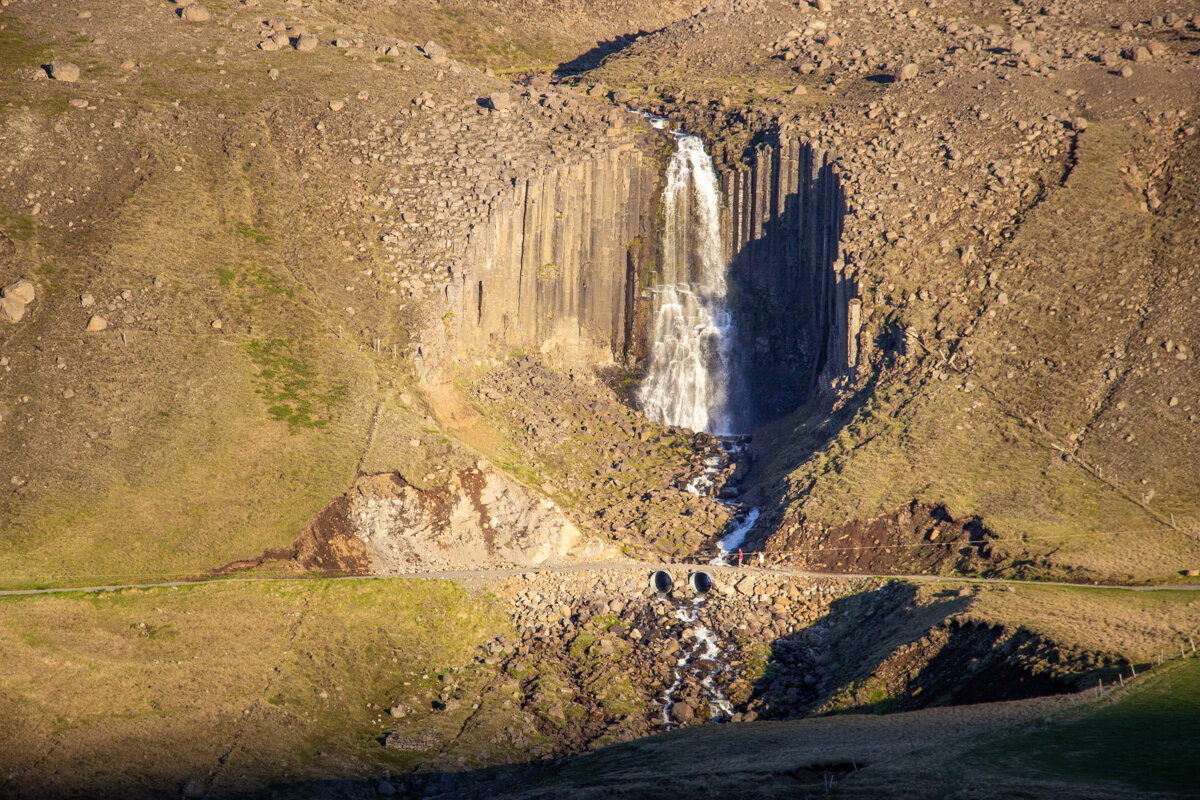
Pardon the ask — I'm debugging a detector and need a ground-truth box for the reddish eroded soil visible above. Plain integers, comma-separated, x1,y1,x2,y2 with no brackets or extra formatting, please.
209,488,373,577
762,501,1001,575
291,490,374,575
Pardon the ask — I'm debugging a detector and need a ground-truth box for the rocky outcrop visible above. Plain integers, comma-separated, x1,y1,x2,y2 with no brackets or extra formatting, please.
348,469,617,571
719,139,853,423
417,145,660,381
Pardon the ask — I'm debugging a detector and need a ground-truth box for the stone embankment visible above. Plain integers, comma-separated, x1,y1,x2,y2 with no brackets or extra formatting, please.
474,568,860,750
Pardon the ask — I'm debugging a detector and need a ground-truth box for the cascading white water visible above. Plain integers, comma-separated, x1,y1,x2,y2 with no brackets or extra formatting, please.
638,135,735,435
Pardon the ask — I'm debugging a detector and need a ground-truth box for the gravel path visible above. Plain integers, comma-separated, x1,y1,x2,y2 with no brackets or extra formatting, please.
1,562,1195,597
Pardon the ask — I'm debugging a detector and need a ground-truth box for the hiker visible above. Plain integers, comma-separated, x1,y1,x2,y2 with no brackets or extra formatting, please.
737,548,743,567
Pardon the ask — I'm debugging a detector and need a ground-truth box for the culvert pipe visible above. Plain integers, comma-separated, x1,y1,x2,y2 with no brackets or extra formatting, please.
650,570,673,594
689,571,713,595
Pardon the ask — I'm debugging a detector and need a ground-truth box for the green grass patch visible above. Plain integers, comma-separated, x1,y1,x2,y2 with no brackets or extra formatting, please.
971,656,1200,794
247,338,349,431
0,211,36,242
0,22,51,75
233,220,274,245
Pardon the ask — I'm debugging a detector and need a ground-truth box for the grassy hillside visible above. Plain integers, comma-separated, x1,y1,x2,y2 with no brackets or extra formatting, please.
0,579,512,798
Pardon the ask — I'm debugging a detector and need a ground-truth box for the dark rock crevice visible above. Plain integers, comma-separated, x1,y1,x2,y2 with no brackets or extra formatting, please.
717,135,852,429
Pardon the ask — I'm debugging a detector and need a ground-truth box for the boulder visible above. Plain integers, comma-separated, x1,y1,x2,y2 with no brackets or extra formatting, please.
48,61,81,82
423,40,448,64
294,33,318,52
0,280,34,322
1009,37,1034,56
0,294,24,323
179,3,210,21
895,62,918,81
2,279,34,305
86,315,108,332
489,91,511,111
669,701,694,724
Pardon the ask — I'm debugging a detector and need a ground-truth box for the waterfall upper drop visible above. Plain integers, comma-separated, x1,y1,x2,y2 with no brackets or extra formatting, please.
638,135,737,435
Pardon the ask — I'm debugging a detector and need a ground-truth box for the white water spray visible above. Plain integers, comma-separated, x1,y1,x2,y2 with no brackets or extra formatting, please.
638,135,735,435
659,599,734,726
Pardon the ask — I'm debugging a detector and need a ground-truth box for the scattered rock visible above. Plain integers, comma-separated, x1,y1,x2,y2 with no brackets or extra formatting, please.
1009,37,1034,57
0,280,35,323
179,2,210,21
0,294,24,323
895,62,918,81
86,315,108,332
294,33,318,52
423,40,448,64
489,92,511,111
80,293,95,308
3,280,35,305
48,61,81,82
669,701,695,724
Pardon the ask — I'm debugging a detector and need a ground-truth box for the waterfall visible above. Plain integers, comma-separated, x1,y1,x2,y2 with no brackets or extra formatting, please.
638,135,736,434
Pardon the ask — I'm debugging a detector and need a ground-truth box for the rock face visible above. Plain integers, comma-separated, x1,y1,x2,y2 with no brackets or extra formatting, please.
345,470,615,572
418,147,660,381
719,139,852,422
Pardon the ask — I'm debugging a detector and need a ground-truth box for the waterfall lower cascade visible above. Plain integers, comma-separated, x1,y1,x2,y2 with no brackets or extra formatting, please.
638,135,736,435
659,598,734,727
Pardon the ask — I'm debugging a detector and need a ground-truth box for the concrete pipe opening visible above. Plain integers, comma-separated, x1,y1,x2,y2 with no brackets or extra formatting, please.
689,571,713,595
650,570,673,594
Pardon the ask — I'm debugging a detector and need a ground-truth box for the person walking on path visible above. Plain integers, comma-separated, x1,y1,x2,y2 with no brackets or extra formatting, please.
737,548,744,567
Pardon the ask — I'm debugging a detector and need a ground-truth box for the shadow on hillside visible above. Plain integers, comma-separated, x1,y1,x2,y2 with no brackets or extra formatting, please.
2,580,1146,800
553,30,654,78
747,581,1081,720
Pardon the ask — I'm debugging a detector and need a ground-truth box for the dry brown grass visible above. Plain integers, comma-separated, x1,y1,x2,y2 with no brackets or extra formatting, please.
0,579,510,798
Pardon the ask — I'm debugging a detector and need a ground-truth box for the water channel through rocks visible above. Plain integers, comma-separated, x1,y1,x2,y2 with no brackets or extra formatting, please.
638,126,766,725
